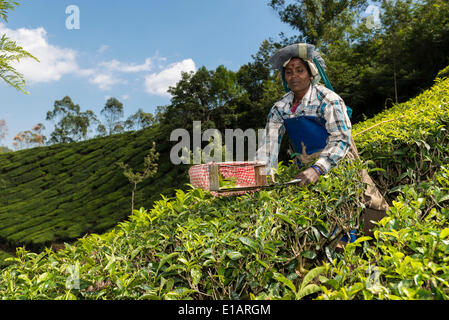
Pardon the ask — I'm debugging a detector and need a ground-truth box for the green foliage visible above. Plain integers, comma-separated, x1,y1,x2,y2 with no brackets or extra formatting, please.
46,96,98,144
98,97,125,136
0,119,7,151
268,0,367,48
161,65,246,134
311,76,449,300
124,108,155,131
318,167,449,300
119,142,159,213
353,77,449,199
0,250,13,268
437,65,449,80
0,0,39,94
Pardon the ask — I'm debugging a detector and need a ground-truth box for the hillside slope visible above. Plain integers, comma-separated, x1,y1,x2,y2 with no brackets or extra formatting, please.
0,126,188,250
353,77,449,196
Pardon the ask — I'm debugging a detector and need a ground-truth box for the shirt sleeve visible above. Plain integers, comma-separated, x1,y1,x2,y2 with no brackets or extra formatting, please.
256,106,286,175
314,96,352,173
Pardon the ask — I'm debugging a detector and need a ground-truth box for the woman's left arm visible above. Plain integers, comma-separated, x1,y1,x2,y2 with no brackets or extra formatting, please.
314,96,352,174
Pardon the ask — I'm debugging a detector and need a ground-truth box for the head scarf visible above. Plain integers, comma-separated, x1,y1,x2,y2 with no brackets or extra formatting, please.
269,43,326,91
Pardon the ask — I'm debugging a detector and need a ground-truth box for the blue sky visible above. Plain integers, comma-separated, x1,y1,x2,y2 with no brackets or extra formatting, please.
0,0,295,149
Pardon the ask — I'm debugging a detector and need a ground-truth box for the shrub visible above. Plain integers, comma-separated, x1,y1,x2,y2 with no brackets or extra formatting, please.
317,167,449,300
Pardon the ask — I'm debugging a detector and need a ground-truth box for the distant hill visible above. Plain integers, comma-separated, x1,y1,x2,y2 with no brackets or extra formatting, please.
0,125,189,251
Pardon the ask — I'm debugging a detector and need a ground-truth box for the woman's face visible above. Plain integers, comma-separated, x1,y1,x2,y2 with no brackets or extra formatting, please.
284,58,312,96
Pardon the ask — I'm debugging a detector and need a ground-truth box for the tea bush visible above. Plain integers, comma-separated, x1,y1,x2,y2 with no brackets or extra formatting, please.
314,76,449,299
317,167,449,299
353,77,449,197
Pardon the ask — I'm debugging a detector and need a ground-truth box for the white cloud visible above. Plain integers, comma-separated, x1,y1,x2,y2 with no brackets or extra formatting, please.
99,58,152,73
76,68,95,77
0,23,196,95
89,73,125,90
88,57,154,90
144,59,196,97
0,23,79,83
97,45,109,54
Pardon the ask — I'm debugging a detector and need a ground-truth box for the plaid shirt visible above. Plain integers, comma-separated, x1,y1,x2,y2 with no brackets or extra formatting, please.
256,84,352,175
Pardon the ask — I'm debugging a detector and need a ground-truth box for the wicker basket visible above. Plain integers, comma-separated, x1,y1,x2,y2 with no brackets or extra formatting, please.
188,161,267,196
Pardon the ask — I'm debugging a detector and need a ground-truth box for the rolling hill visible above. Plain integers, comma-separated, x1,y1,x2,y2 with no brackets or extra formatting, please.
0,125,189,252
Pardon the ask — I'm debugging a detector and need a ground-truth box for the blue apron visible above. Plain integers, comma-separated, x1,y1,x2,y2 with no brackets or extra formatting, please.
273,105,329,167
283,115,328,166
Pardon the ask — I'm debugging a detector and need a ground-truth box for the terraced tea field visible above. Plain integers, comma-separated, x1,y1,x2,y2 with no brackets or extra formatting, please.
0,126,188,251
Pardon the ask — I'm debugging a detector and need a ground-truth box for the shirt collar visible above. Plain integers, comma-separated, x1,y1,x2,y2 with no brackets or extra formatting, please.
284,84,314,111
301,84,313,105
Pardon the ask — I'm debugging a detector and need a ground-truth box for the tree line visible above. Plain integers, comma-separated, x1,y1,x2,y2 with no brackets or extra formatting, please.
268,0,449,122
0,95,155,150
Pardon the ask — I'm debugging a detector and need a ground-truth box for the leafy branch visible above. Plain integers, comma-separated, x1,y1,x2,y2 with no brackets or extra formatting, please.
0,1,19,22
119,142,159,213
0,1,39,94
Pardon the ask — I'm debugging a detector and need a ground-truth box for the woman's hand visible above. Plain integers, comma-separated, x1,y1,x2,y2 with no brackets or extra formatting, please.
295,167,321,186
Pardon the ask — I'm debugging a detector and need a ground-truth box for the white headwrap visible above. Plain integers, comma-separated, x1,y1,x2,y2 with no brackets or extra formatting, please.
269,43,325,85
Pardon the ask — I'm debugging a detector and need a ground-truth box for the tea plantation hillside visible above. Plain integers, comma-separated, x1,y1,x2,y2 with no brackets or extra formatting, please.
0,75,448,300
0,126,188,251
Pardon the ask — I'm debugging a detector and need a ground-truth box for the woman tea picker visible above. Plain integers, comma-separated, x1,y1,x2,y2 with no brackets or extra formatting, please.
255,43,389,237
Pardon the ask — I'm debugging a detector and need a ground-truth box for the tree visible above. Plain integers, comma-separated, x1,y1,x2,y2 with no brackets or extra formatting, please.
98,97,124,136
124,108,154,131
0,119,9,153
323,0,449,121
46,96,98,144
232,40,285,131
162,65,246,134
268,0,368,50
0,145,11,153
29,122,46,146
163,67,214,132
376,0,449,104
266,0,449,122
119,142,159,214
237,40,277,102
0,0,39,94
12,123,46,150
